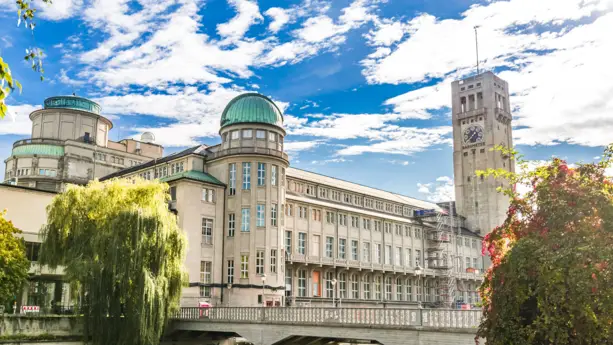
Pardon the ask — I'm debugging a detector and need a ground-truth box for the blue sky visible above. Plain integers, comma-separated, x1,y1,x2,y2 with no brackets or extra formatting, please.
1,0,612,201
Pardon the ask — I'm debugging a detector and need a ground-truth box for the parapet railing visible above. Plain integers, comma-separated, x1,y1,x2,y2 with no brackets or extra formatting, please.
173,307,482,329
13,138,65,148
207,147,289,161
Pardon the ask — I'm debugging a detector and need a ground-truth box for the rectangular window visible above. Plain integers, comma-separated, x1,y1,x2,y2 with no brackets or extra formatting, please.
256,251,264,275
256,130,266,139
228,213,235,237
298,270,306,297
199,261,212,297
241,208,250,232
363,242,371,262
271,165,277,186
325,271,334,298
339,238,346,259
202,188,214,202
227,260,234,284
351,216,358,228
351,240,358,260
270,249,277,273
256,204,265,227
231,130,240,140
376,244,382,264
229,163,236,195
326,211,335,224
286,204,293,217
339,273,346,299
395,247,402,266
269,132,277,142
472,239,477,249
299,206,307,219
241,255,249,278
325,237,334,258
385,245,392,265
285,231,292,254
242,162,251,190
415,250,421,267
201,218,213,245
465,238,470,247
473,257,478,270
257,162,265,186
466,257,471,269
242,129,252,138
271,204,277,226
298,232,306,255
405,248,412,267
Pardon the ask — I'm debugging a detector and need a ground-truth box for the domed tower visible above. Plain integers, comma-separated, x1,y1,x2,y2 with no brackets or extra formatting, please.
207,93,289,306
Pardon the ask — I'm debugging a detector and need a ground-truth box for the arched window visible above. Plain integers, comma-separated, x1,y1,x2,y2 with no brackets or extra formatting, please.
396,277,403,301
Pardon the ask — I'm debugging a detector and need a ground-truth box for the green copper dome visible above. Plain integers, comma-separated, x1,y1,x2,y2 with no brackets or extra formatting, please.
220,93,284,129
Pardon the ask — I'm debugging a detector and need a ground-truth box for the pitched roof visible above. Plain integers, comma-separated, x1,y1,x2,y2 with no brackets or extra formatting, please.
160,170,225,186
100,145,208,181
286,167,442,211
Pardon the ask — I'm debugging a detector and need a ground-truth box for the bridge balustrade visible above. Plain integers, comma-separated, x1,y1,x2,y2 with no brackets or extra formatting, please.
173,307,481,329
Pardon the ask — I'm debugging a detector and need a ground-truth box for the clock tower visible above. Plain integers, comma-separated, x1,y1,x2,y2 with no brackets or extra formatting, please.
452,72,514,234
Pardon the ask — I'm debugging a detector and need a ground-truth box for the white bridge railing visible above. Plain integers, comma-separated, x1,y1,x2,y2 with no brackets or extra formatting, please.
173,307,481,329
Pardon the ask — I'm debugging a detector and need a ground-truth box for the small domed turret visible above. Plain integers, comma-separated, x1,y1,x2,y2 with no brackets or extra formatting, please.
220,93,283,130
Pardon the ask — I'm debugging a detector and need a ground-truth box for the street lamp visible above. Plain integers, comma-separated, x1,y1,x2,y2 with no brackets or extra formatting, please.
261,274,267,306
331,278,337,307
415,266,423,309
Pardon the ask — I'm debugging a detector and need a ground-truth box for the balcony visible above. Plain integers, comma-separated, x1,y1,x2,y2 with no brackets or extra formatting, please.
13,138,65,148
207,146,289,162
456,107,486,121
494,107,512,123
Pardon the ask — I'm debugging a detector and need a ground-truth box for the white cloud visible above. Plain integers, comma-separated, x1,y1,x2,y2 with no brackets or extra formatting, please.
418,175,455,202
296,15,347,43
37,0,83,20
365,19,406,46
311,157,350,165
363,0,613,148
284,140,323,152
217,0,263,41
0,104,40,135
265,7,290,33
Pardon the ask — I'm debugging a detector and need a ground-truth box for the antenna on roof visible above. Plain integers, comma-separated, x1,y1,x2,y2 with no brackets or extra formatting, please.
474,25,481,75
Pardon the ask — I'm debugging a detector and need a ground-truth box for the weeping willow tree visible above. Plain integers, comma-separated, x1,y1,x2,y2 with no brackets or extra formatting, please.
39,178,186,345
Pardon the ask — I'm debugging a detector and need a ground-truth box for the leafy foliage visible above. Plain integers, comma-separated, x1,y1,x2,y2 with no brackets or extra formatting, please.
39,179,186,345
476,145,613,344
0,210,30,310
0,0,51,119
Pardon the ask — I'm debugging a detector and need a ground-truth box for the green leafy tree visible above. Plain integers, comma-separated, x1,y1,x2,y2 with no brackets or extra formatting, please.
39,179,186,345
0,210,30,311
1,0,51,118
477,145,613,344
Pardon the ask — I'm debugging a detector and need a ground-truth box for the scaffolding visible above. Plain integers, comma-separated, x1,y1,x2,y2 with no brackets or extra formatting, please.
415,202,462,308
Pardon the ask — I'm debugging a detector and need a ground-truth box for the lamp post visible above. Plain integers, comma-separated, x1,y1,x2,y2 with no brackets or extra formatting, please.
261,274,267,306
415,266,423,309
331,278,337,307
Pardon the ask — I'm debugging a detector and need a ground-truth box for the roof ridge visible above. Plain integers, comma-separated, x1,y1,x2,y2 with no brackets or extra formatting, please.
286,166,440,208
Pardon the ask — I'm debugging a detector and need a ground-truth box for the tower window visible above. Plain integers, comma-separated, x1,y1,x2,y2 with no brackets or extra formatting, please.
468,84,474,89
476,82,481,87
480,148,485,153
462,121,465,125
467,176,471,182
460,97,467,112
461,87,465,91
463,152,468,157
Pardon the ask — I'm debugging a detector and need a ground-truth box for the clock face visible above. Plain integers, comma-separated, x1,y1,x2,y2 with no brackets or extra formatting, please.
463,125,484,144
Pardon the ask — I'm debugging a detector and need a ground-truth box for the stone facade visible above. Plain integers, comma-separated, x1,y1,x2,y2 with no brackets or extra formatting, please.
4,96,163,192
452,72,515,234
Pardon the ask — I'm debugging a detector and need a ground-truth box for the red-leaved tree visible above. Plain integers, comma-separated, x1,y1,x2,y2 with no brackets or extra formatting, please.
477,146,613,345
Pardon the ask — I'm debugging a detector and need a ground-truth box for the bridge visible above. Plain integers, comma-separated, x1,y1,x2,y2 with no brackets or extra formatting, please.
169,307,482,345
